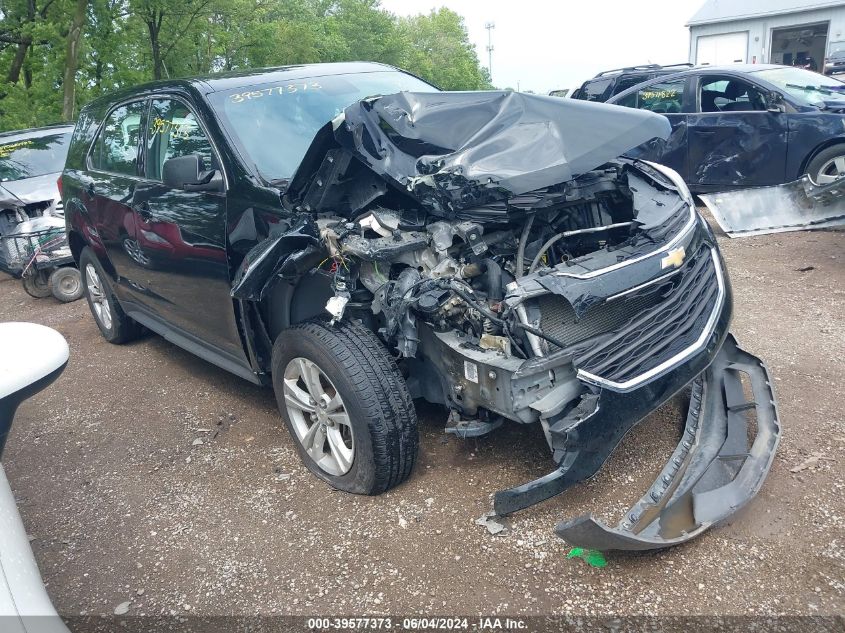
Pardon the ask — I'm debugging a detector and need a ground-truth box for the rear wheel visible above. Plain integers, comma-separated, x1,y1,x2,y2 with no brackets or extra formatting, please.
80,247,143,344
806,145,845,184
271,320,418,495
21,269,51,298
49,267,83,303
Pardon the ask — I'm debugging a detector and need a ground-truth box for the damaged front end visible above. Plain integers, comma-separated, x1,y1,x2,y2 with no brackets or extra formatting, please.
233,91,780,551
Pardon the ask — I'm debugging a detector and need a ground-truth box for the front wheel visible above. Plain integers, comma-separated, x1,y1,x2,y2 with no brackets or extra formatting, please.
806,145,845,184
271,320,418,495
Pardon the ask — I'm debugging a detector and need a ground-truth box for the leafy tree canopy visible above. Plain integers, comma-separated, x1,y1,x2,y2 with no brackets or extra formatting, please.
0,0,493,131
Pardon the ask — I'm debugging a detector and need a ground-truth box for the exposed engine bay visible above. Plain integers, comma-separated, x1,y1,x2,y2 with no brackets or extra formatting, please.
301,160,689,431
231,91,780,551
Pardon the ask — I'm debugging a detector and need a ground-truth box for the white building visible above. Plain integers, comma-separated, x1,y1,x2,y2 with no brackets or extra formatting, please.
688,0,845,68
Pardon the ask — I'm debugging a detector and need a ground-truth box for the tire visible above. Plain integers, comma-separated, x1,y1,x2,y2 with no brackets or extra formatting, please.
271,320,418,495
21,270,51,298
79,247,143,344
805,144,845,184
49,266,84,303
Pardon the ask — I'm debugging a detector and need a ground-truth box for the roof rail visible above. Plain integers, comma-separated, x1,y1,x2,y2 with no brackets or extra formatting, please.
593,63,694,78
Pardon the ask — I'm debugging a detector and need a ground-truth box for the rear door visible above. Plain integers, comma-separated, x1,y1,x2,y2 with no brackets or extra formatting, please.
86,100,149,302
612,77,691,181
134,96,245,360
687,74,788,187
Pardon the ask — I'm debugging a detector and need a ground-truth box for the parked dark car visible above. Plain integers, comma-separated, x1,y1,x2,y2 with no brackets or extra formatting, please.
571,63,694,102
607,64,845,190
824,49,845,75
62,62,779,550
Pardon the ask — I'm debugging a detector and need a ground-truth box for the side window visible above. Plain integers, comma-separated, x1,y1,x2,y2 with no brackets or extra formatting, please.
699,76,767,113
615,90,638,109
145,98,214,182
634,79,687,113
91,101,146,175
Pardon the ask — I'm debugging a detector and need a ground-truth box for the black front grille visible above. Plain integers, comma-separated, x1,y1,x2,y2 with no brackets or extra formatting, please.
538,291,663,349
536,245,720,386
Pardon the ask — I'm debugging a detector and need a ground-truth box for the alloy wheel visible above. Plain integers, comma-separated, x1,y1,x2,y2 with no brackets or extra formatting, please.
85,263,113,330
283,357,354,476
815,155,845,184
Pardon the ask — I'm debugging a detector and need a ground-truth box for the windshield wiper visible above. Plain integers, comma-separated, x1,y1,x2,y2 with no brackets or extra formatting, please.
786,83,835,95
268,177,290,189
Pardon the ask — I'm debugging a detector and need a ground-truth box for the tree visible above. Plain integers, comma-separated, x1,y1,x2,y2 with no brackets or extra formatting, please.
0,0,495,132
398,8,492,91
61,0,87,120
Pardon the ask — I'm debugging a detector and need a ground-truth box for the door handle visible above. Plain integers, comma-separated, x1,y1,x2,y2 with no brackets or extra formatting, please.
694,130,717,136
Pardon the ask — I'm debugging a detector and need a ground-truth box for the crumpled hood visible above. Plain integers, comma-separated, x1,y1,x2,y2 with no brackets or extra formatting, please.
286,90,671,215
0,172,61,209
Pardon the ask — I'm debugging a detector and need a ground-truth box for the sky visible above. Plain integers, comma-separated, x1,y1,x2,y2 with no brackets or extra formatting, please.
380,0,707,93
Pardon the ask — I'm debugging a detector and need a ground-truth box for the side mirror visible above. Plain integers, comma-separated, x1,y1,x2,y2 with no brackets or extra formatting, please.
162,154,223,192
766,91,786,113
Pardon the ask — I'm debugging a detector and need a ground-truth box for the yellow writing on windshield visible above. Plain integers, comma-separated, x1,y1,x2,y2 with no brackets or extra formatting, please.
0,139,34,158
229,82,322,104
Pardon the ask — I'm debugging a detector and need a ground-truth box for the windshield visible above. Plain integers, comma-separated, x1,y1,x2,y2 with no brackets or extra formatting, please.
209,71,438,182
0,130,71,182
750,67,845,106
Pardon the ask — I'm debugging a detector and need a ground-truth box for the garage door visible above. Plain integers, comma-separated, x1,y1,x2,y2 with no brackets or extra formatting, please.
696,32,748,65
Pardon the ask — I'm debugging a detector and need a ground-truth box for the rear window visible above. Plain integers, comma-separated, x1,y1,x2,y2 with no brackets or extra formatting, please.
577,77,613,102
611,74,651,96
0,131,71,182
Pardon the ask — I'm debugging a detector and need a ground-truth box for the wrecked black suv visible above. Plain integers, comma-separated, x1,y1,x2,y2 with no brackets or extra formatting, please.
62,62,780,550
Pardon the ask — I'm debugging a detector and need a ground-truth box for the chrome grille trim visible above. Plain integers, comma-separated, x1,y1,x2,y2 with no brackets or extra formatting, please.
576,247,725,392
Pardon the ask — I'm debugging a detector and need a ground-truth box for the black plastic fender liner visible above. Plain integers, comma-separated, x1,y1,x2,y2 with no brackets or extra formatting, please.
230,215,322,302
555,335,780,551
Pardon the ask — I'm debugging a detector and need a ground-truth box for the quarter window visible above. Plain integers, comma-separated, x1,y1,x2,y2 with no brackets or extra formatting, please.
91,101,146,175
145,99,214,182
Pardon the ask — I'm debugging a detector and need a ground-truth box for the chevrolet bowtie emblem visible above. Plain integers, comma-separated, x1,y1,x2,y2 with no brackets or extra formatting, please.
661,246,686,270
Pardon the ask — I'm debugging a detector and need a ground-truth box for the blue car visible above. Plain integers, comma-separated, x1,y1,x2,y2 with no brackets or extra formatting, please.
607,64,845,191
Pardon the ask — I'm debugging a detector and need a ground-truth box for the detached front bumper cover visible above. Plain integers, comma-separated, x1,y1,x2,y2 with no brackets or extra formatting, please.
557,334,780,550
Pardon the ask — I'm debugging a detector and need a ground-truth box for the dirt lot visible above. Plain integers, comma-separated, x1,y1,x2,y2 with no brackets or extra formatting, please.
1,221,843,619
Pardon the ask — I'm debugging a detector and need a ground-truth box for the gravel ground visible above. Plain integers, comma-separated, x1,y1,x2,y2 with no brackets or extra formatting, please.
1,221,843,620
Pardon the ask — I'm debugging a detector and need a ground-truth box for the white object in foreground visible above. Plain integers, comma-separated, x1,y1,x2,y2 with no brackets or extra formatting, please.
0,322,69,633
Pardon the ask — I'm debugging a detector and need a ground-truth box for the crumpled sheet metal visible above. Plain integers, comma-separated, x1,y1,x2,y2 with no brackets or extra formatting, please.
556,335,780,551
230,215,321,302
289,91,671,216
700,175,845,237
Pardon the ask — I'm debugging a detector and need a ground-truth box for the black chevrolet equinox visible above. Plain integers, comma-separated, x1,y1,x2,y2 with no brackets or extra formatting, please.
62,62,780,550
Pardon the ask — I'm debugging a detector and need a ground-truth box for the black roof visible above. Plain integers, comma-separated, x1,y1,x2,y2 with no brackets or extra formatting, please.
83,61,405,111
